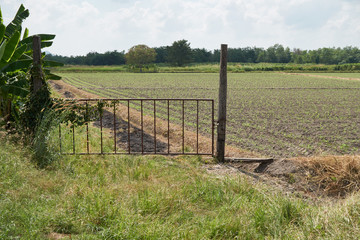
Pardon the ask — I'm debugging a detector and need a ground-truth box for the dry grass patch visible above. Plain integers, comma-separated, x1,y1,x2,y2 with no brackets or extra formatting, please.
294,155,360,197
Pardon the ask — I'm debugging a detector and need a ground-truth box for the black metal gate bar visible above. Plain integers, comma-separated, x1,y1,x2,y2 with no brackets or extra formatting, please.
182,100,185,154
212,100,215,156
196,100,199,155
59,125,62,154
154,100,157,154
141,99,144,154
59,98,214,156
100,106,103,154
127,100,131,154
72,124,75,154
113,102,117,153
86,101,90,154
167,99,170,154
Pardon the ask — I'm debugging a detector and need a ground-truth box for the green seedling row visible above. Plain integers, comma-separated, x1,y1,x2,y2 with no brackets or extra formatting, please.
60,72,360,157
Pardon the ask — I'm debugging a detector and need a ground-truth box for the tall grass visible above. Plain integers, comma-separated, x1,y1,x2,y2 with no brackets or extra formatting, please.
31,108,64,168
1,132,360,239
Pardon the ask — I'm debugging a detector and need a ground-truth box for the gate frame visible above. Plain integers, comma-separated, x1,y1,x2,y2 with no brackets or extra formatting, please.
59,98,215,157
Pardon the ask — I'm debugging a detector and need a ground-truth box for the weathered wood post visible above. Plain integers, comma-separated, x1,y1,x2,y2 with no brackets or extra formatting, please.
32,35,43,93
216,44,228,162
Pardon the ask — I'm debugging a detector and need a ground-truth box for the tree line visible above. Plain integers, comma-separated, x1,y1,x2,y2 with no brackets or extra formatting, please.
45,40,360,66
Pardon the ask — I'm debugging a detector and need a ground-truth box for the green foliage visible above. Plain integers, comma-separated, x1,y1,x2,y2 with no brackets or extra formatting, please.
54,62,360,74
22,27,29,39
0,4,63,134
125,44,156,72
45,50,126,66
46,41,360,66
30,107,64,168
21,85,52,138
2,30,21,62
3,4,29,38
0,71,29,126
167,39,192,66
192,48,212,63
0,5,60,75
0,5,29,73
1,137,360,239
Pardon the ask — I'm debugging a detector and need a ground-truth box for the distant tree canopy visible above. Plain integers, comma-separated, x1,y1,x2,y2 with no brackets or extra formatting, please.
125,44,156,67
45,41,360,66
167,39,192,66
192,48,212,63
154,46,168,63
45,50,125,65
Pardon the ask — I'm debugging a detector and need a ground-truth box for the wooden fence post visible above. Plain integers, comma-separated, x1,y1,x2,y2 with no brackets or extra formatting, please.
32,35,43,93
216,44,228,162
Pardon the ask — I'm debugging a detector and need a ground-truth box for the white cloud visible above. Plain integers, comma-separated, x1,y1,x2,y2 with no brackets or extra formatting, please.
1,0,359,55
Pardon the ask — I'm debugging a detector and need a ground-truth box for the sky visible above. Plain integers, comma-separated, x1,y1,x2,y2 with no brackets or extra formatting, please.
1,0,360,56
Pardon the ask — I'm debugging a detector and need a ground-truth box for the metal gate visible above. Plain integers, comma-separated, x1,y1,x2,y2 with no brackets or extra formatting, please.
59,98,215,156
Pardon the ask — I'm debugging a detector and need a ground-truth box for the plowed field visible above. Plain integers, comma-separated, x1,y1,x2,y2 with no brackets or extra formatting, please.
59,72,360,158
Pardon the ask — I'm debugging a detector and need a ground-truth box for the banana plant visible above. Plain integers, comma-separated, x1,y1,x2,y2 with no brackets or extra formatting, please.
0,4,63,124
0,4,63,77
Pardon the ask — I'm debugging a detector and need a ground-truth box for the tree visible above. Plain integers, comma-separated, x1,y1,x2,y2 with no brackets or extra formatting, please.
154,46,168,63
103,50,125,65
125,44,156,72
192,48,212,63
256,49,266,62
167,39,192,66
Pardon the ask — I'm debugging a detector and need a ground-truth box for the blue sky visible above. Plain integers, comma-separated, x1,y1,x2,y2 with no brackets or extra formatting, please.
1,0,359,56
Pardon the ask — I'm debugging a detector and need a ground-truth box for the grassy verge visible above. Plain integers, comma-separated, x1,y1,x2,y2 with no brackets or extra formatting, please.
53,62,360,73
1,135,360,239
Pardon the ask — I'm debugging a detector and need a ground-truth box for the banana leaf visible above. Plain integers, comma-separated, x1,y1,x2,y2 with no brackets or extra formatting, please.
0,6,3,24
18,53,32,60
0,85,29,98
41,41,53,48
0,23,5,43
2,31,21,62
22,28,29,40
5,4,29,38
0,73,29,98
44,68,62,80
9,44,27,63
0,40,6,60
20,34,56,45
23,40,54,52
0,59,32,73
46,72,62,80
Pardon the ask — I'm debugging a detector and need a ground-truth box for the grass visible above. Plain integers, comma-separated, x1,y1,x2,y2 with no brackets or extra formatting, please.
53,62,360,73
59,72,360,158
2,131,360,239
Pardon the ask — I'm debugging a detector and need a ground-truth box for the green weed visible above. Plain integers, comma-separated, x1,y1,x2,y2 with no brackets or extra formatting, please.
2,130,360,239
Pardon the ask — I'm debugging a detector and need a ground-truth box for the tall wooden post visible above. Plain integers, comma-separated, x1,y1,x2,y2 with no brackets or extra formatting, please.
32,35,43,93
216,44,228,162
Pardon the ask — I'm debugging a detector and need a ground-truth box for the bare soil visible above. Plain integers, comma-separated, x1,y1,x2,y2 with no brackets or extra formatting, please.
50,80,360,199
